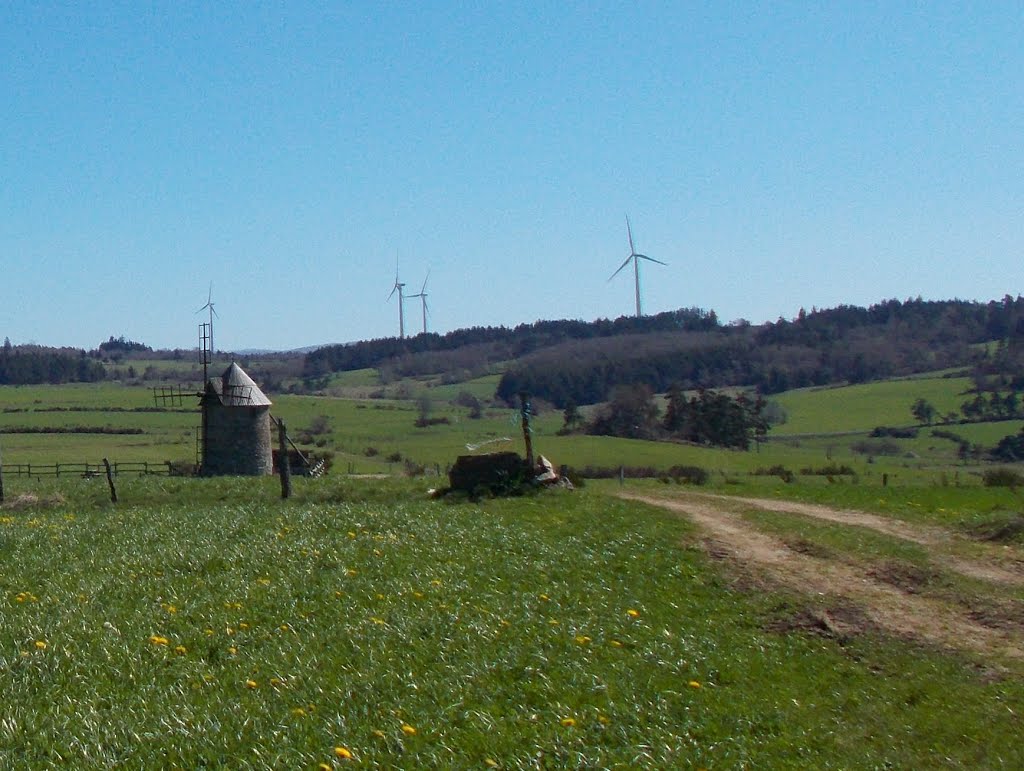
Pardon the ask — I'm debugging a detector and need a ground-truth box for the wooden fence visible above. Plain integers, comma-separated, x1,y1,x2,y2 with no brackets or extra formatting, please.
0,461,173,478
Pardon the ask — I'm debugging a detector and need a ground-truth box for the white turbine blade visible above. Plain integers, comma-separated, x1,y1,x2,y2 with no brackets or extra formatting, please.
608,254,634,281
626,215,636,255
636,254,667,266
387,283,398,301
420,269,430,294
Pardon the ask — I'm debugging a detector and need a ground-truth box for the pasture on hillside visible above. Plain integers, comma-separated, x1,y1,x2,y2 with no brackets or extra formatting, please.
2,369,1019,486
0,476,1021,768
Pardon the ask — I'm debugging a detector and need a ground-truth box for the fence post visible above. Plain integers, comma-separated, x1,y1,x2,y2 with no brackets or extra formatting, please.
278,419,291,499
0,437,5,504
103,458,118,503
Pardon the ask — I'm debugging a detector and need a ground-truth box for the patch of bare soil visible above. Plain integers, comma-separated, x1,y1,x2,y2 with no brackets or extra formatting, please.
619,492,1024,662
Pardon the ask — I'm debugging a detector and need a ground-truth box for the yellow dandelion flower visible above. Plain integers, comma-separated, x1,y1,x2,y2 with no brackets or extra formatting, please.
626,608,640,618
575,635,591,645
346,569,358,577
174,645,187,655
371,617,385,625
34,640,47,650
204,628,214,636
539,593,550,601
401,723,417,736
560,717,576,727
609,639,623,647
688,680,701,689
148,635,169,646
348,531,357,538
430,579,442,586
412,591,424,599
228,646,238,655
245,679,258,689
292,707,307,717
548,619,560,626
280,624,290,632
318,764,331,771
375,593,385,600
334,746,353,759
371,729,386,739
239,622,250,630
485,760,498,768
257,577,271,585
598,714,611,725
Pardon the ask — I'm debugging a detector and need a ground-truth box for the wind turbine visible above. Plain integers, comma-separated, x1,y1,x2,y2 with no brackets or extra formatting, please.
387,261,406,339
195,282,218,352
406,270,430,335
608,215,667,317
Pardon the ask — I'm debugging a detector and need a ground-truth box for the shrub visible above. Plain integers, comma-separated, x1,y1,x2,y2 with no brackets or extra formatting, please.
799,464,856,476
869,426,918,439
982,468,1024,488
753,465,795,483
667,465,709,485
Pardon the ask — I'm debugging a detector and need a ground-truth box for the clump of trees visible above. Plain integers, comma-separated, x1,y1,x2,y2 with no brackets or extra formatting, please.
584,384,768,450
0,341,105,385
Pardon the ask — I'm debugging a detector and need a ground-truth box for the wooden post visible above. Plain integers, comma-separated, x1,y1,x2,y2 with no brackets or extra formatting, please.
102,458,118,503
519,392,534,469
0,435,5,504
278,419,291,499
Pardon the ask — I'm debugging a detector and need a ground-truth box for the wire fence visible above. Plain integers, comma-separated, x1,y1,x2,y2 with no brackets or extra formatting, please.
0,461,174,478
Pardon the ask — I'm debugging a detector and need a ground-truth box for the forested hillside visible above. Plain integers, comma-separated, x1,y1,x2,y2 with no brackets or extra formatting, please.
497,297,1024,406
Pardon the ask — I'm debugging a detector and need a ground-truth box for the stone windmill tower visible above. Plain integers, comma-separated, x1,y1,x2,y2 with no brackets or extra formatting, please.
199,362,273,476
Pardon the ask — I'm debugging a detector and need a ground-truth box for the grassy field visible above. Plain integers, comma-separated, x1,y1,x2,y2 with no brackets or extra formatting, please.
1,371,1021,487
770,374,973,435
0,476,1021,767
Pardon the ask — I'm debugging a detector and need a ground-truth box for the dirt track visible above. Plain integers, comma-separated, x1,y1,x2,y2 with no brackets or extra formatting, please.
617,491,1024,662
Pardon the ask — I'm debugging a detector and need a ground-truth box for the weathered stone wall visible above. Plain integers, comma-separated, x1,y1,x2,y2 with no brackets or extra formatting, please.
203,405,273,476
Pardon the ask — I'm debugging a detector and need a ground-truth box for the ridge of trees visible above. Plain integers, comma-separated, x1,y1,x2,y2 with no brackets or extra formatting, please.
302,308,718,381
497,297,1024,407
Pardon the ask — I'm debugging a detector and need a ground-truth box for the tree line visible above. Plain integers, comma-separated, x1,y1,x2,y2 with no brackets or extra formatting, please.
0,341,106,385
497,297,1024,407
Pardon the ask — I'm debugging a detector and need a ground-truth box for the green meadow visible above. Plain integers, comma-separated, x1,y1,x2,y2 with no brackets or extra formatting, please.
0,476,1021,768
1,370,1016,484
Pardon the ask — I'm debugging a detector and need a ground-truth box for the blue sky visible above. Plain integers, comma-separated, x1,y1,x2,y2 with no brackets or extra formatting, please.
2,2,1022,351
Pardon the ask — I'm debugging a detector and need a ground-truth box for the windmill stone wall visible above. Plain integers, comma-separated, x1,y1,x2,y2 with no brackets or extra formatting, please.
201,363,273,476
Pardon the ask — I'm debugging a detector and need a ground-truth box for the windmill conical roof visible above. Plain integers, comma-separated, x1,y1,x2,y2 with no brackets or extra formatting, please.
206,362,272,407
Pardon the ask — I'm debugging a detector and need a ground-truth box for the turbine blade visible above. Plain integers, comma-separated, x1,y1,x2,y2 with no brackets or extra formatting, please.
637,254,667,266
608,255,633,281
626,215,636,255
387,283,398,301
421,269,430,294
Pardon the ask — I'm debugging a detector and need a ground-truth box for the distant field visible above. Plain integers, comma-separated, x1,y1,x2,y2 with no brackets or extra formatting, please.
1,368,1021,484
771,375,973,435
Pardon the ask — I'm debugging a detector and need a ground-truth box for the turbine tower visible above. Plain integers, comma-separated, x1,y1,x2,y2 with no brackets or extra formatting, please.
387,262,406,339
406,271,430,335
608,215,667,317
195,282,218,352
